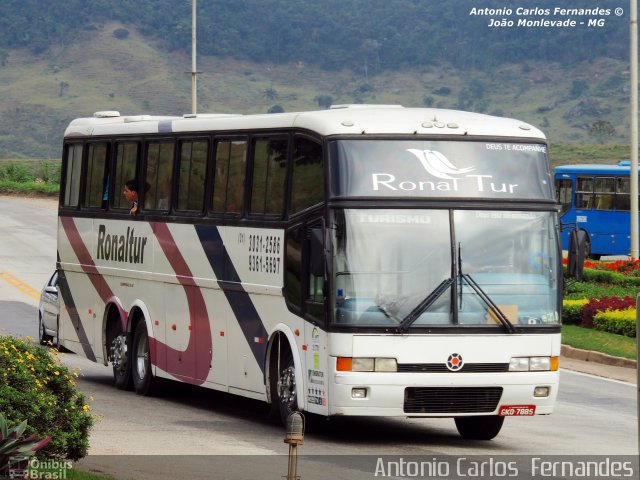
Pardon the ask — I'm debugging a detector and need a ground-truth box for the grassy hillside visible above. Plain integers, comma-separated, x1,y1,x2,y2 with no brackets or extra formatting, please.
0,22,632,159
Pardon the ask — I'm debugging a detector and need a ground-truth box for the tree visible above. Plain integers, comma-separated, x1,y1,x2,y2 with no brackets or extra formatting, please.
589,120,616,144
570,80,589,98
113,28,130,40
267,105,284,113
263,87,278,101
314,94,333,109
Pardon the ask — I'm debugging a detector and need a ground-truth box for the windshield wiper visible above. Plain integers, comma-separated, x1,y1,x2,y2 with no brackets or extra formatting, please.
398,278,453,333
459,272,516,334
458,243,515,333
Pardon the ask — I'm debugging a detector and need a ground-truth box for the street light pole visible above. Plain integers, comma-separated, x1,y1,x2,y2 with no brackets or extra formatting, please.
630,0,638,259
191,0,198,115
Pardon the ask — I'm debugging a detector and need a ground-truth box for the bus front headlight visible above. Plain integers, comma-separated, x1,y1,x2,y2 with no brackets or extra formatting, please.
337,357,397,372
509,356,558,372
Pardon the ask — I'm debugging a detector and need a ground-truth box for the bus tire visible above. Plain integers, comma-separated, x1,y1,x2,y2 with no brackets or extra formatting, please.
111,331,132,390
273,347,298,425
131,322,157,396
454,416,504,440
584,237,599,260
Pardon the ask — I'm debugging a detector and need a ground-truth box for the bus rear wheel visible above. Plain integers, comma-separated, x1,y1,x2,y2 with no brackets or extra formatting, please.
131,322,158,396
454,416,504,440
110,332,132,390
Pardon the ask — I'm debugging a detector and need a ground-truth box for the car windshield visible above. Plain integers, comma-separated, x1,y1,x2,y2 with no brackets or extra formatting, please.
332,209,560,329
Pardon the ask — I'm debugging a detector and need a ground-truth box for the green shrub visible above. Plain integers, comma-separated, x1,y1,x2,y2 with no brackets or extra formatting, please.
593,308,637,338
0,180,59,196
37,161,61,185
0,336,92,460
562,299,588,325
564,280,639,300
582,268,640,286
0,164,34,183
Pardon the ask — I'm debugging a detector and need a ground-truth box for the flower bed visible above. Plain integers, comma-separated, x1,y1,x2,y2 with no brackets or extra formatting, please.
563,259,639,338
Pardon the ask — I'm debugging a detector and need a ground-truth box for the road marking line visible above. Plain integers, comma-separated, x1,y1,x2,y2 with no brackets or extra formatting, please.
0,272,41,301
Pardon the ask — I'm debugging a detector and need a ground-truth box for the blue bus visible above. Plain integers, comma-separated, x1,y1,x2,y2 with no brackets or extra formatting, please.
555,161,637,258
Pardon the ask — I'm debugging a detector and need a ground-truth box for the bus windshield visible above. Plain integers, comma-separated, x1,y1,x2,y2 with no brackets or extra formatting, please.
329,140,554,200
332,209,560,329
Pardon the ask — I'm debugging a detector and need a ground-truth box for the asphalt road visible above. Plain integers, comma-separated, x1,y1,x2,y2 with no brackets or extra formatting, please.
0,195,637,480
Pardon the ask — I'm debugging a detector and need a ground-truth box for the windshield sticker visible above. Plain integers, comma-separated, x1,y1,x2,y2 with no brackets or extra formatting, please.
355,212,432,224
485,143,546,153
473,211,539,220
372,149,519,195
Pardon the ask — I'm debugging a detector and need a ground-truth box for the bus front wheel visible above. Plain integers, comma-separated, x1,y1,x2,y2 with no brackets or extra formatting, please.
274,349,298,425
454,416,504,440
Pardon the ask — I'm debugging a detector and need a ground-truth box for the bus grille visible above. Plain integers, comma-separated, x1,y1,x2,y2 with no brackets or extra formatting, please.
398,363,509,373
404,387,503,414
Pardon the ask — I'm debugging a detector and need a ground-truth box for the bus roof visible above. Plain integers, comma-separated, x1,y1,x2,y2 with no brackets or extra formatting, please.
554,161,634,176
64,105,546,140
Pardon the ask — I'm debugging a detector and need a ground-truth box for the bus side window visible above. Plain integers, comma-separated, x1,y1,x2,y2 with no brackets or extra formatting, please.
145,141,175,212
250,136,288,217
177,139,207,212
112,142,139,210
575,176,593,209
62,144,83,208
285,226,304,313
616,177,630,210
83,142,109,209
305,222,326,322
556,179,573,215
212,139,247,214
284,222,325,324
594,176,614,211
291,136,324,214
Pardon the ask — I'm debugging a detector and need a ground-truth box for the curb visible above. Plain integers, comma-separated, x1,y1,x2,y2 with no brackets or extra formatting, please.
561,344,637,369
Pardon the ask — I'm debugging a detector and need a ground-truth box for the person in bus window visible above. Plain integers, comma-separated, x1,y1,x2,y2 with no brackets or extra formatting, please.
123,179,141,215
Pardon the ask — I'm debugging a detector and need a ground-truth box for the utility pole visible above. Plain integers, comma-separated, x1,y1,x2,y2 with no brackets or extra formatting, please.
632,0,640,459
191,0,198,115
630,0,638,259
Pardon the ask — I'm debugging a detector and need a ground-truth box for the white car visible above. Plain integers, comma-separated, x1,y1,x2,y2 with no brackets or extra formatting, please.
38,270,59,348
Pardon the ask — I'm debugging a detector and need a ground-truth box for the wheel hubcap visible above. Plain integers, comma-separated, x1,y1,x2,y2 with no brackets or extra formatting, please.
110,334,127,373
277,366,297,409
136,330,149,379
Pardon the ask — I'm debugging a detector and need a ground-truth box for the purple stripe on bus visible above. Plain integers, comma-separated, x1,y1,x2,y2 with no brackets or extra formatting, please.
150,222,213,384
61,217,212,385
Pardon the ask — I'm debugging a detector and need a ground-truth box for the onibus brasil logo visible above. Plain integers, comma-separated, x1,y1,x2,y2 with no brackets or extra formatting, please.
370,149,519,194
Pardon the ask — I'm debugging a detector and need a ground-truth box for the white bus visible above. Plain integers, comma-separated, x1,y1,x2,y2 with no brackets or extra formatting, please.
57,105,561,440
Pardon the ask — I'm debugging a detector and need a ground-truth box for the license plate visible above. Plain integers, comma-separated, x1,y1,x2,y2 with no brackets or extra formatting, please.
499,405,536,416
